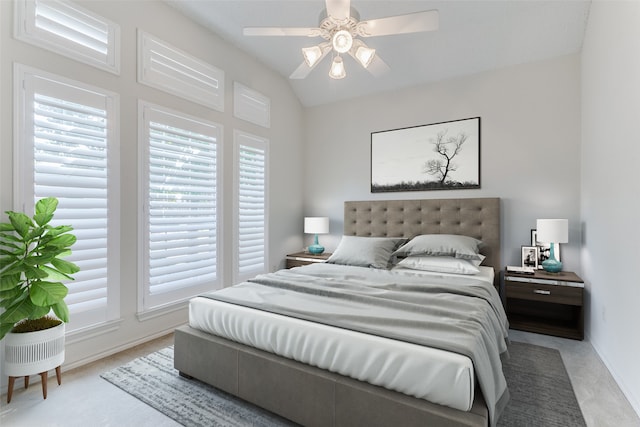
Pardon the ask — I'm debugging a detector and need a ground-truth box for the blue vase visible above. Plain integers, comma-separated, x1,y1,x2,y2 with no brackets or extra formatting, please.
541,242,562,273
308,234,324,254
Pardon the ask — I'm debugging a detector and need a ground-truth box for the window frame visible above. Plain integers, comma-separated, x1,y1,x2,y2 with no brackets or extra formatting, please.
233,129,269,284
233,82,270,128
13,63,121,333
14,0,121,74
138,101,223,314
138,31,225,112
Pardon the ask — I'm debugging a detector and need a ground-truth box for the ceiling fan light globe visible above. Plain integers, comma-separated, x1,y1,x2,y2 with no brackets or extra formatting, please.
302,45,323,67
329,56,346,79
355,45,375,68
332,30,353,53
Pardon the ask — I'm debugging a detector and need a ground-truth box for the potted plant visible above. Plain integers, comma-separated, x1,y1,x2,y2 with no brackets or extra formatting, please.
0,197,79,402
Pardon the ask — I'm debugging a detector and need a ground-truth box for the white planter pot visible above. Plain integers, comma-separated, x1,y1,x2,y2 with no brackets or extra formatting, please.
3,322,65,377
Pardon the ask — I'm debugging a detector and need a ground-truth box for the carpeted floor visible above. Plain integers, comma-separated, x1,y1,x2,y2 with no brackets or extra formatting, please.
101,342,586,427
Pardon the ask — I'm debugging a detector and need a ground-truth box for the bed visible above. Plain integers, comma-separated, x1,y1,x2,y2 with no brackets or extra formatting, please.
174,197,507,427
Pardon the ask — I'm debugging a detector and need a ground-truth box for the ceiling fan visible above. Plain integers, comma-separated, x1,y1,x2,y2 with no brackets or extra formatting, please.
243,0,439,80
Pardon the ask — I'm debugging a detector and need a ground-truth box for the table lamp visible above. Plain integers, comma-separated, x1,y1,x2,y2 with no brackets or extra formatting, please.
536,219,568,273
304,217,329,254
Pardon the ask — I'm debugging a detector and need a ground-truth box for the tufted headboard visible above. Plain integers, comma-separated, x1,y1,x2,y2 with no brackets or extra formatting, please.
344,198,501,274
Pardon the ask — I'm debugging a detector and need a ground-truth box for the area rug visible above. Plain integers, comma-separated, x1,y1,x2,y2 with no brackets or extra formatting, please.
499,342,586,426
101,342,586,427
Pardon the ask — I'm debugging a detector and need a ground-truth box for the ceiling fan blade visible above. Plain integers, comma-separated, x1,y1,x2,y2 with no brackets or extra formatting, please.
290,60,326,80
290,62,314,79
346,48,389,77
243,27,320,37
366,54,391,77
289,47,331,79
357,10,439,37
325,0,351,20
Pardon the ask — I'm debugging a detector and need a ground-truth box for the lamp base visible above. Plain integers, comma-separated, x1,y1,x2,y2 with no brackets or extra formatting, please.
541,258,563,273
308,244,325,255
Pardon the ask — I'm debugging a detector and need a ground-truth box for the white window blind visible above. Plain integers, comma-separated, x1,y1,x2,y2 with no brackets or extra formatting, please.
138,31,224,112
15,64,120,331
233,82,270,128
14,0,121,74
140,102,221,311
233,130,268,283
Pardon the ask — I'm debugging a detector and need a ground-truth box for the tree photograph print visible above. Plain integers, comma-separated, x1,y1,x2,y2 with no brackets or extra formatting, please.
371,117,480,192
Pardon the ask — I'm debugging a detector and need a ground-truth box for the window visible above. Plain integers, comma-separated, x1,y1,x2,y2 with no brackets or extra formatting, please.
138,31,224,112
233,130,268,283
14,0,121,74
139,102,222,312
15,64,120,332
233,82,270,128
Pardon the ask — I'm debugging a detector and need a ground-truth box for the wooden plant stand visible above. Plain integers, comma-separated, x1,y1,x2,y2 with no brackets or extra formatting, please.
7,366,62,403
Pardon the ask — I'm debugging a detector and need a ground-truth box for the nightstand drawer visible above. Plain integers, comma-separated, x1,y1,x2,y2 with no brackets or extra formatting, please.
505,281,583,306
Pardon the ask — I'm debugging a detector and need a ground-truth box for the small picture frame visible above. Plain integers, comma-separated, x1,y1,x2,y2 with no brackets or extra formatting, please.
521,246,539,269
531,229,560,269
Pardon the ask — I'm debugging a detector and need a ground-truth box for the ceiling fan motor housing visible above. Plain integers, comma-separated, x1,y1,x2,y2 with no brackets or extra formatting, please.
332,30,353,53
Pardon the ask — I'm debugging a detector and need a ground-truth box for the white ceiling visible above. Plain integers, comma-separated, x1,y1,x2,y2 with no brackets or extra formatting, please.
167,0,591,107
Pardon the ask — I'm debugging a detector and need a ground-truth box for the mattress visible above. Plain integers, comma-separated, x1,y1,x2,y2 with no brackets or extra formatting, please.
189,264,496,412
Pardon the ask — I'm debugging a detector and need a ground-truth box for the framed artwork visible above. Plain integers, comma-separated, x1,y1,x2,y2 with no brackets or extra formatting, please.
531,229,560,269
521,246,539,269
371,117,481,193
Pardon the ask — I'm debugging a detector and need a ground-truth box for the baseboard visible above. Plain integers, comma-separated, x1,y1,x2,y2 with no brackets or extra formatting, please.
63,326,179,372
588,332,640,419
0,324,184,394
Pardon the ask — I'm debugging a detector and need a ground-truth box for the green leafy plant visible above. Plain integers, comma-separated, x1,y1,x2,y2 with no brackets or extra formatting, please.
0,197,79,340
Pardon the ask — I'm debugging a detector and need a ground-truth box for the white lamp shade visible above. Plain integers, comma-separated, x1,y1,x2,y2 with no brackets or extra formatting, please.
304,217,329,234
355,45,375,68
302,45,323,67
329,56,346,79
536,219,568,243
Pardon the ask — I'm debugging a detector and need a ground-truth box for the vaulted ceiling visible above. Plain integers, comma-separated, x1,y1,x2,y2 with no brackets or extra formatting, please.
167,1,591,107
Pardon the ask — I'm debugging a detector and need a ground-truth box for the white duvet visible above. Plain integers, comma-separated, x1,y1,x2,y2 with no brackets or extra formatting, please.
189,264,496,412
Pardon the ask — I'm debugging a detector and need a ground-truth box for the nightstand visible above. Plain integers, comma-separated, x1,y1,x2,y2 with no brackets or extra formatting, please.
285,251,332,268
503,269,584,340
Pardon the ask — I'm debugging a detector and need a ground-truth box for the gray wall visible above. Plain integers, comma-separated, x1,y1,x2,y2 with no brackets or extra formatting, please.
0,0,304,373
303,54,582,271
581,1,640,414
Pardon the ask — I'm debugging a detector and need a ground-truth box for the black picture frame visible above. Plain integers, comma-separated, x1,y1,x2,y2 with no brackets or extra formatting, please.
371,117,481,193
521,246,539,269
531,229,561,269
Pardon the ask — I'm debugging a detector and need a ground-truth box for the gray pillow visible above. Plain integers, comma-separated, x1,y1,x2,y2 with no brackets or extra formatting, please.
392,234,483,261
327,236,407,269
395,255,482,275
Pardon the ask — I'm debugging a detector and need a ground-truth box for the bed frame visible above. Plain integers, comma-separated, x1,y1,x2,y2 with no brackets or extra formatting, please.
174,197,501,427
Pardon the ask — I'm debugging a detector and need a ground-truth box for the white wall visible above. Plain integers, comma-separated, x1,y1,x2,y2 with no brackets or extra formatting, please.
0,0,304,373
303,54,582,270
581,0,640,415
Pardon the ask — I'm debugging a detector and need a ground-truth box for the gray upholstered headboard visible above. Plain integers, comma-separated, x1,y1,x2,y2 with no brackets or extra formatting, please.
344,198,501,273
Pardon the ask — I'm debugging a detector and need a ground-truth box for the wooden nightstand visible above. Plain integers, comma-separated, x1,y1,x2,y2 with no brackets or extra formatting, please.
503,269,584,340
285,251,332,268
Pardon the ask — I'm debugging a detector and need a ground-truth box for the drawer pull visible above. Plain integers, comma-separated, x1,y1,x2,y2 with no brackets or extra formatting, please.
533,289,551,295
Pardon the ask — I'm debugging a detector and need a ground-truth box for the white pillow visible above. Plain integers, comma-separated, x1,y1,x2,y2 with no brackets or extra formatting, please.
396,255,482,275
326,236,406,269
392,234,483,261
